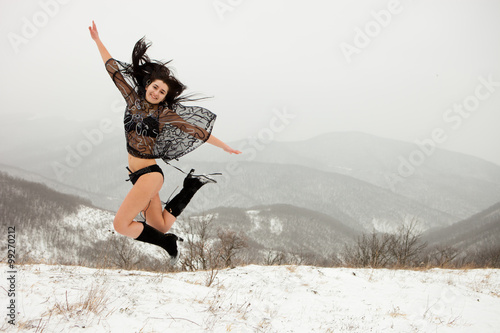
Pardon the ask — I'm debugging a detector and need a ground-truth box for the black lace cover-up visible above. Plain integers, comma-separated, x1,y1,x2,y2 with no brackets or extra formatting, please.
105,58,216,162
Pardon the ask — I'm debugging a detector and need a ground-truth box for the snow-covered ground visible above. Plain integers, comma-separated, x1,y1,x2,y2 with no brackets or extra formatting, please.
1,264,499,332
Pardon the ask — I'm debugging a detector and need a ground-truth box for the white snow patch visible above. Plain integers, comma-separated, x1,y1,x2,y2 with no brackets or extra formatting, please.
269,218,283,235
246,210,263,232
2,264,499,332
63,206,114,240
371,218,398,234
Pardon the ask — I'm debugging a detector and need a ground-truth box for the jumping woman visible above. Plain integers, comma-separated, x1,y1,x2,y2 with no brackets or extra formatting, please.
89,21,241,262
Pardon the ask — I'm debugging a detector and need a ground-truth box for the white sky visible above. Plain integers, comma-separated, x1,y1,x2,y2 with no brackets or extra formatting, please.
1,0,500,165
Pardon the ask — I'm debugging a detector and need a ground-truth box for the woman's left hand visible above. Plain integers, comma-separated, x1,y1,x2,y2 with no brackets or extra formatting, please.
223,146,242,154
207,135,241,154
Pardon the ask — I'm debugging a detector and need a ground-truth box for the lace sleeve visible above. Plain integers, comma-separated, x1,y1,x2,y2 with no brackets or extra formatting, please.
154,103,217,161
169,103,215,141
105,58,138,105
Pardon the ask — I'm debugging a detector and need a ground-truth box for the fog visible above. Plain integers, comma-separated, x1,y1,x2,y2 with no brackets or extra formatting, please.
1,0,499,166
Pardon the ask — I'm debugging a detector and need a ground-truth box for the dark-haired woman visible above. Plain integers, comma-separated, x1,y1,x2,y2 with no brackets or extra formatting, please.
89,21,241,262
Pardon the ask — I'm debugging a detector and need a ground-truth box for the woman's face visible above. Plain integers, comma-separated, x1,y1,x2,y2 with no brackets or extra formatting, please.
145,79,169,104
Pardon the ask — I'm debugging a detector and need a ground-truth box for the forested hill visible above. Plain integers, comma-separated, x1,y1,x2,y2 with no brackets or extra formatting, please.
0,171,91,229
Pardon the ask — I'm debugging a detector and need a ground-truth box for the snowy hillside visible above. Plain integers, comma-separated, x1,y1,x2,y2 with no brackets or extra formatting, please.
191,205,359,259
1,264,499,332
3,170,499,269
0,172,173,269
181,162,459,232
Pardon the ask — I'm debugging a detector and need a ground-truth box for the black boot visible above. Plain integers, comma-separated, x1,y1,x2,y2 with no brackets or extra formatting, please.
135,223,184,262
164,169,218,217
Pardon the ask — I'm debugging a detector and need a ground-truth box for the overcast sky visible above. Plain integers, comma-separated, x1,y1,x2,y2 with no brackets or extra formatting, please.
1,0,499,166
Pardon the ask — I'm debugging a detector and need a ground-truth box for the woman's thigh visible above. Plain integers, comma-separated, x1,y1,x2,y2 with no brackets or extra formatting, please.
114,172,163,235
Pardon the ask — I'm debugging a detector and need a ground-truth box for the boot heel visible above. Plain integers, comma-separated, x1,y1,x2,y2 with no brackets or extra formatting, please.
185,169,222,186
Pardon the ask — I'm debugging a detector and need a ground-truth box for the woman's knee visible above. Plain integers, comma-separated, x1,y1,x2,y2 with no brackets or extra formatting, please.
113,216,130,235
166,213,176,226
155,225,169,233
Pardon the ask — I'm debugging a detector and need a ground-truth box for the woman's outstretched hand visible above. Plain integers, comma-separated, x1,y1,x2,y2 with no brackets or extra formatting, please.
207,135,241,154
223,146,242,154
88,20,100,41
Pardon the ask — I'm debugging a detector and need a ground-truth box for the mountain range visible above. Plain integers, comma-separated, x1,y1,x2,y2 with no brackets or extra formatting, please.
1,170,498,266
1,130,500,234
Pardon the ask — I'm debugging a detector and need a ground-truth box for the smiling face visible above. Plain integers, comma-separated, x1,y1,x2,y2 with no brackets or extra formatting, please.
145,79,169,104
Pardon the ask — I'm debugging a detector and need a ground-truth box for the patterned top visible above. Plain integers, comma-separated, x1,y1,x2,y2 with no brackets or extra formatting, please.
105,58,216,162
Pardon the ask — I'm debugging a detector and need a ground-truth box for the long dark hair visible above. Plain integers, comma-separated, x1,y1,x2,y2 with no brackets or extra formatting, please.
128,37,201,108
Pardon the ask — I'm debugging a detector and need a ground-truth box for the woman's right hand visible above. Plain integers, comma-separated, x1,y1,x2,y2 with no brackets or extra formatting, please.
88,20,100,41
89,20,112,63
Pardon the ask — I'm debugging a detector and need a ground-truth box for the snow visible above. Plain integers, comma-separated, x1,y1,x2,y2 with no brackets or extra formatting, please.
246,211,283,235
269,218,283,235
247,210,263,232
371,216,428,234
371,218,396,234
2,264,499,332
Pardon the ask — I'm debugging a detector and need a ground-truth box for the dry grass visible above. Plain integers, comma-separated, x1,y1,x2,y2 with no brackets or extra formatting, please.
44,284,113,319
12,317,49,333
388,306,406,318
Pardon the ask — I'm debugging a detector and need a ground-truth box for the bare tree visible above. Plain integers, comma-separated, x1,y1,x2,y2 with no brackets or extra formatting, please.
216,229,248,268
426,245,460,268
108,235,140,269
390,218,427,267
471,244,500,268
263,250,286,266
342,232,394,268
179,215,216,271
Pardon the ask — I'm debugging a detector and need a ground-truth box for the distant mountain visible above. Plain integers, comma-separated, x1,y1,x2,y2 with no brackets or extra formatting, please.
180,161,459,232
185,131,500,220
423,201,500,255
0,163,112,208
2,131,500,232
2,171,498,269
0,170,91,222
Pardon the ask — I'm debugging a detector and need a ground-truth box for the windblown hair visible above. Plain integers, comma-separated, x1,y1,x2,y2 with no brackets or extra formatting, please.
127,37,199,108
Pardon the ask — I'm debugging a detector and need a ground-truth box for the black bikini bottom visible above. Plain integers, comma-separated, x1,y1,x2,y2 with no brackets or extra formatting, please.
126,165,164,185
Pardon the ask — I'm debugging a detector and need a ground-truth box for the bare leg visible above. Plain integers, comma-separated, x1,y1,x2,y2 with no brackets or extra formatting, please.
141,193,177,233
113,172,164,238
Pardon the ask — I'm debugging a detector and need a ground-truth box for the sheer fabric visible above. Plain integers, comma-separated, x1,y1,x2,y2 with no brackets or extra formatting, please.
105,58,216,162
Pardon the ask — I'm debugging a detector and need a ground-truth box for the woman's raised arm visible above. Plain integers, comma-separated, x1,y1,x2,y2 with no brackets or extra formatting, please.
89,21,111,64
89,21,137,103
